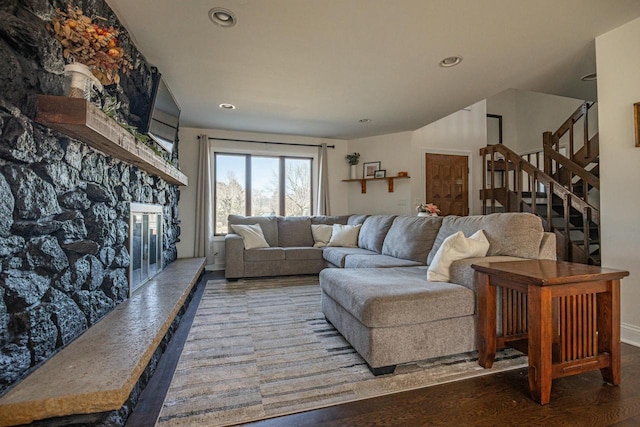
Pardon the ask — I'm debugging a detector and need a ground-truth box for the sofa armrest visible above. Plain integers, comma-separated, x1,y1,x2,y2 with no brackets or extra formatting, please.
539,232,556,260
225,234,245,278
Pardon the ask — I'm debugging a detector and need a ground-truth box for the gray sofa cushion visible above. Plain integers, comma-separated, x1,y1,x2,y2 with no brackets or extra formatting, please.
323,247,377,268
228,215,278,247
320,267,474,327
244,248,285,262
277,216,314,247
427,212,544,264
283,247,323,261
347,214,369,225
382,216,443,263
344,254,424,268
310,215,350,225
358,215,396,253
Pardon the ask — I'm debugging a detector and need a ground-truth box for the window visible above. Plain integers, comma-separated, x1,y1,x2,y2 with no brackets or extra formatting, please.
214,153,313,234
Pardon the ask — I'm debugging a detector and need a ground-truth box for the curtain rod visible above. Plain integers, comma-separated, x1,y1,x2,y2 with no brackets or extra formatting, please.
199,135,335,149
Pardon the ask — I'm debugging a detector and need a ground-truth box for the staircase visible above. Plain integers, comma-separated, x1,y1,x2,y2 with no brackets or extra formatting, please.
481,101,600,265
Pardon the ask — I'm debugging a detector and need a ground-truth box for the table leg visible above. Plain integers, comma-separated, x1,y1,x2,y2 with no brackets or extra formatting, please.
527,285,553,405
477,272,496,368
598,279,621,385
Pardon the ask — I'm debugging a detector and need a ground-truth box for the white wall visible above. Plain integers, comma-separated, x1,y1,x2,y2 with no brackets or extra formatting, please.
596,16,640,346
486,89,518,149
486,89,589,154
347,100,487,216
176,127,349,268
347,131,414,215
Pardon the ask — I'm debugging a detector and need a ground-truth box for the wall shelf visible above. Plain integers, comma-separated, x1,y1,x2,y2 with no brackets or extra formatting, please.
35,95,188,186
342,175,410,193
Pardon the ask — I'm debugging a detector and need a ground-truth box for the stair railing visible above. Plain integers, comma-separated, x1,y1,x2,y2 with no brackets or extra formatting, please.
545,101,596,164
481,144,600,263
543,101,599,205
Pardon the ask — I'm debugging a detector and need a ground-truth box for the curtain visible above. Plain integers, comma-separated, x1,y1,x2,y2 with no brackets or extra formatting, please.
316,143,330,215
193,134,215,264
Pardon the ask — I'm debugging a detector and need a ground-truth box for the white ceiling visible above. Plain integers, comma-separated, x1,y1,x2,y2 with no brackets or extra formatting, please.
106,0,640,140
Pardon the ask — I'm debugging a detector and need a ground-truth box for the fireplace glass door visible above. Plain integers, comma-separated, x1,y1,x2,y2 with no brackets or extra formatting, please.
130,203,163,294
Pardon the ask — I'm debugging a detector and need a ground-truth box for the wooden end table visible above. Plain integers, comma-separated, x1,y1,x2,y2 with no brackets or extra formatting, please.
471,259,629,405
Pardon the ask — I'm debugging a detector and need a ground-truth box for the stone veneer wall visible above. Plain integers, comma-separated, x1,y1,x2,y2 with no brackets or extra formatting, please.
0,0,180,393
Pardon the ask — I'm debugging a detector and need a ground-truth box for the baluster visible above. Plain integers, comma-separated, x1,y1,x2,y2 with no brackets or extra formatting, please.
490,151,496,213
584,103,590,160
482,151,487,214
531,172,537,217
543,132,553,175
546,182,553,232
516,160,522,211
584,206,591,264
569,125,574,162
564,193,571,261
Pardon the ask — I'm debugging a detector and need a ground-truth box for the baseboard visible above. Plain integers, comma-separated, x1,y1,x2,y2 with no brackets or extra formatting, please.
205,263,225,271
621,322,640,348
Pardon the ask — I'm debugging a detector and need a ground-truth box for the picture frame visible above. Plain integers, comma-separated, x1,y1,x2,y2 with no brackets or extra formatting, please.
635,103,640,147
363,161,381,179
374,169,386,178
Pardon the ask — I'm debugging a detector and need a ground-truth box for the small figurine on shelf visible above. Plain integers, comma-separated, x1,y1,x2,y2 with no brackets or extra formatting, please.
416,203,440,217
346,152,360,179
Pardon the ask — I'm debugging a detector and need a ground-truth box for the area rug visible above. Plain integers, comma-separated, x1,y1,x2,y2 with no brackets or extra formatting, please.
156,276,527,426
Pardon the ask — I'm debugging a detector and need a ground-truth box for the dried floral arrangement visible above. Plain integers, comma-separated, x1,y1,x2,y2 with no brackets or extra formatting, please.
50,2,133,85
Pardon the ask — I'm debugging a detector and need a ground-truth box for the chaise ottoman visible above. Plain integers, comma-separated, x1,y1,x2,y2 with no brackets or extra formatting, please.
319,266,477,375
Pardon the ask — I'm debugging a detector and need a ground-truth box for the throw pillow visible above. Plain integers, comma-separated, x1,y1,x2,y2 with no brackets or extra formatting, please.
230,224,270,250
427,230,490,282
328,224,362,247
311,224,333,248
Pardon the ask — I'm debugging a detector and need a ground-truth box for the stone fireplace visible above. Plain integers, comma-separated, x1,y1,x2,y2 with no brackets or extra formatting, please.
0,0,181,394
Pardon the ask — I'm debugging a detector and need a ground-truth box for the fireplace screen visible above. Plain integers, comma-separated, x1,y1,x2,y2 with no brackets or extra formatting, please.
130,203,163,294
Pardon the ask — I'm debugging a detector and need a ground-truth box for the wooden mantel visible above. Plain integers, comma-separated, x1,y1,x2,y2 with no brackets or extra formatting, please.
35,95,188,186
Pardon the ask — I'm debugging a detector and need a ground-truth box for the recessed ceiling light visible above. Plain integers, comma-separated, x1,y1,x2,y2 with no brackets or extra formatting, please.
358,118,372,123
439,56,463,67
219,103,236,110
209,8,236,27
580,73,597,82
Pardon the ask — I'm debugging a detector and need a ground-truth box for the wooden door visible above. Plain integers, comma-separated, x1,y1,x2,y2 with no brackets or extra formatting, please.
425,153,469,216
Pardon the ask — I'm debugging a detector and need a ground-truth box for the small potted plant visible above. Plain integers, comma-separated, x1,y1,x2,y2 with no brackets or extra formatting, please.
346,152,360,179
416,203,441,217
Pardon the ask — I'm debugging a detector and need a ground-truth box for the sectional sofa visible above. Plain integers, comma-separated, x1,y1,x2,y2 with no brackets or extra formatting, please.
225,212,556,374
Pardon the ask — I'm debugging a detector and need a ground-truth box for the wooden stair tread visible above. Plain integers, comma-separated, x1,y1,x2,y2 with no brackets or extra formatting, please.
0,257,206,426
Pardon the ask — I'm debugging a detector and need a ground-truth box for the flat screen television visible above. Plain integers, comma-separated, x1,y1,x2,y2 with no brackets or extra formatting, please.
145,70,181,153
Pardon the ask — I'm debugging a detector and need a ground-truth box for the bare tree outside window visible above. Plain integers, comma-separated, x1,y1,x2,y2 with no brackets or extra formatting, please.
214,153,313,234
285,159,311,216
215,155,246,234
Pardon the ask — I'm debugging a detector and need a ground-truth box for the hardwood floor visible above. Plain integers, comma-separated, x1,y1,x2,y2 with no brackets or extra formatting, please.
127,272,640,426
249,343,640,426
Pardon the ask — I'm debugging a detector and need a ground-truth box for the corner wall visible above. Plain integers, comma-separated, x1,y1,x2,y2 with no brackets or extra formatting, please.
347,100,487,215
596,16,640,346
486,89,589,154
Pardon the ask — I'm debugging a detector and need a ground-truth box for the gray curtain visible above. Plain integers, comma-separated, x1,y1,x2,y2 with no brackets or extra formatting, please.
316,143,330,215
193,134,214,264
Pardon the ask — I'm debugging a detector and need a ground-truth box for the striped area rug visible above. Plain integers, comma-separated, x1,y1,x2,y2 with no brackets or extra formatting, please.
157,276,526,426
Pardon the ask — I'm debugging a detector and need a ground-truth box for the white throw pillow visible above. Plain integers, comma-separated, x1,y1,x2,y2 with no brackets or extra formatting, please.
427,230,490,282
311,224,333,248
230,224,270,250
328,224,361,248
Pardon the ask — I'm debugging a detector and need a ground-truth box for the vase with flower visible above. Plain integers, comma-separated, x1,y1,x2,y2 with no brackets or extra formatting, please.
50,3,133,99
416,203,440,217
346,152,360,179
